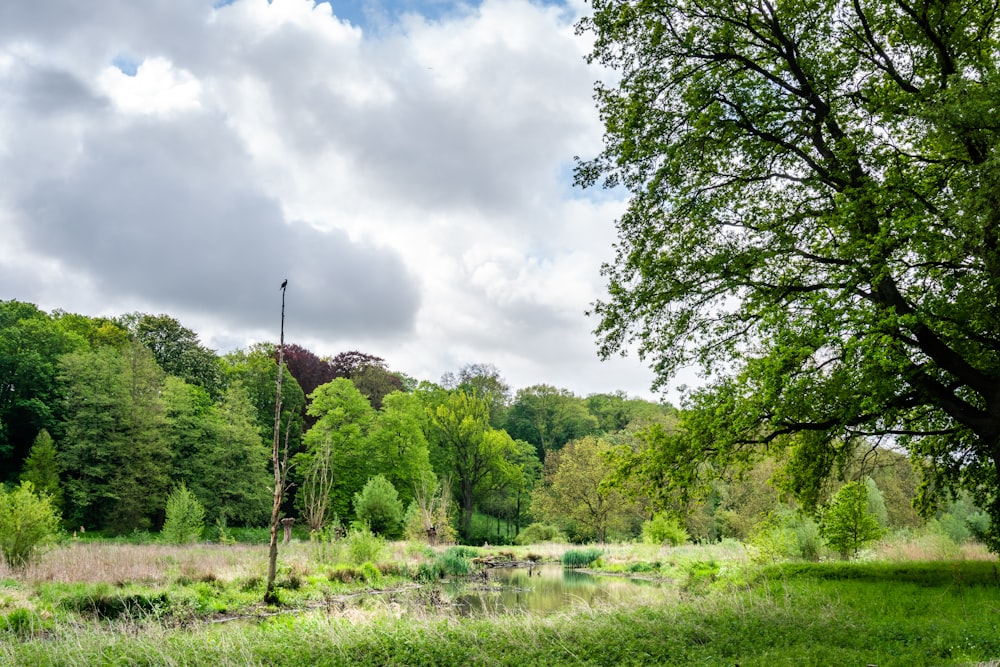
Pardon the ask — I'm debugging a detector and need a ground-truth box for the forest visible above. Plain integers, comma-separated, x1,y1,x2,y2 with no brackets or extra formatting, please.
0,298,985,554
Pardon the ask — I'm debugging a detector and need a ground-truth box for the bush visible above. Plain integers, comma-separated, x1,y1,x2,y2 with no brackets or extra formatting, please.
514,523,566,545
354,475,404,538
161,484,205,545
0,481,61,570
345,523,385,565
561,548,602,568
641,513,689,546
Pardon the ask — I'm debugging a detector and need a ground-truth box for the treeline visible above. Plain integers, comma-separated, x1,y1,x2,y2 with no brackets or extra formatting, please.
2,299,981,548
0,300,673,542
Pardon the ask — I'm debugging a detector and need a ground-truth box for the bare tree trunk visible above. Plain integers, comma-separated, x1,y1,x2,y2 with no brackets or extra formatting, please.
264,280,288,605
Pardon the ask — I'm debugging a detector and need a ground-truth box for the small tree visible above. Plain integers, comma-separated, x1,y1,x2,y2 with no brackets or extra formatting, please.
161,483,206,544
20,429,62,508
0,482,61,570
820,481,885,559
353,475,403,537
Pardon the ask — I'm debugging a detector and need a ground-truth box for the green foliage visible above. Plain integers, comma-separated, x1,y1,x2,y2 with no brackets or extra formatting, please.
514,522,565,545
504,385,598,459
58,343,170,533
125,313,222,397
680,560,720,594
366,391,433,509
298,378,376,522
161,484,205,545
578,0,1000,551
820,482,885,559
561,548,602,568
936,493,991,544
438,546,476,575
532,436,641,542
0,300,86,481
0,481,61,569
746,514,796,565
19,429,62,507
426,390,519,540
641,512,688,546
162,378,271,527
353,475,404,538
344,523,384,566
403,475,458,545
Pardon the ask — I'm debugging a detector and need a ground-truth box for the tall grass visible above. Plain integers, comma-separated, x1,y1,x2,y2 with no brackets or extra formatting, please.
4,560,1000,666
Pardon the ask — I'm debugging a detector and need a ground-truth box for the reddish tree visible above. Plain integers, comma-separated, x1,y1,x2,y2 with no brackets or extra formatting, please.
280,344,335,399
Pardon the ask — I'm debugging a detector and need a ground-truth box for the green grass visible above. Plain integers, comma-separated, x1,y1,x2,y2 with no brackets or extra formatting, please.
2,539,999,666
3,561,1000,665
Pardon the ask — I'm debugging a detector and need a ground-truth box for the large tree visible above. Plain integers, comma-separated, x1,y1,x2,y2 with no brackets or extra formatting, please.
427,390,517,539
122,313,222,397
297,378,376,522
59,342,170,532
0,301,85,479
505,385,598,459
580,0,1000,546
532,436,640,542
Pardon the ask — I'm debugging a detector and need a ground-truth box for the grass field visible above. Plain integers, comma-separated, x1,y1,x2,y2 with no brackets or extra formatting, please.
1,536,998,666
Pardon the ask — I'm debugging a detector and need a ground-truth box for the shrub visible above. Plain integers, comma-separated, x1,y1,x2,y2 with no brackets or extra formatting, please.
514,523,565,545
161,484,205,545
354,475,404,538
641,512,689,546
345,523,385,565
0,481,61,570
747,514,795,564
561,548,602,568
360,561,381,583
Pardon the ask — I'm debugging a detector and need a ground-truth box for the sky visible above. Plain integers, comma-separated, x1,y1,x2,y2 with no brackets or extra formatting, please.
0,0,686,402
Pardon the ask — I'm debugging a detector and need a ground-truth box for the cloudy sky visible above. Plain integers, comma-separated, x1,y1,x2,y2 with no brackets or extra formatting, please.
0,0,681,401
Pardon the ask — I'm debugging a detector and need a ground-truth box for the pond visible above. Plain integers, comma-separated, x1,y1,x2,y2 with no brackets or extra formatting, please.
442,564,669,616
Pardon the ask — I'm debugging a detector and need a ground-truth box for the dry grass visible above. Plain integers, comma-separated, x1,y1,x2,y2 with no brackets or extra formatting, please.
0,541,268,585
874,533,995,562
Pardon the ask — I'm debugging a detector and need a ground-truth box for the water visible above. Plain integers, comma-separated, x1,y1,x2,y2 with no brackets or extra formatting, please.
442,564,666,616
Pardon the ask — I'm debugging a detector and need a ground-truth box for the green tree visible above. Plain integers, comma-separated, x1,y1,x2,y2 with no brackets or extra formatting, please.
58,342,170,532
0,301,85,481
20,429,62,508
442,364,511,428
367,391,433,508
821,481,885,559
0,482,61,569
221,344,305,512
579,0,1000,547
122,313,222,397
298,379,376,522
162,378,271,526
161,483,206,544
504,385,599,460
427,390,517,539
532,436,640,542
353,475,404,537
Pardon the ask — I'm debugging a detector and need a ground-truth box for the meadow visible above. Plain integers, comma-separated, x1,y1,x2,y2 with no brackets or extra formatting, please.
0,534,998,666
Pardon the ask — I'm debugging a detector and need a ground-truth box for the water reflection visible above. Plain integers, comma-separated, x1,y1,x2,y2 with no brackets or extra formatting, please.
444,564,665,616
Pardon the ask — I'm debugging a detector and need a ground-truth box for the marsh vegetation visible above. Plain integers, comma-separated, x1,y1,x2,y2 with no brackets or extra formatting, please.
0,535,996,666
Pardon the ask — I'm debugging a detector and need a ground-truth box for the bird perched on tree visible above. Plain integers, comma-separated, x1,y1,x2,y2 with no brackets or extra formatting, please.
280,279,287,290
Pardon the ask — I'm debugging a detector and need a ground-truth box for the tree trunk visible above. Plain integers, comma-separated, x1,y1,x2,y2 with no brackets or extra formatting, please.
264,281,287,605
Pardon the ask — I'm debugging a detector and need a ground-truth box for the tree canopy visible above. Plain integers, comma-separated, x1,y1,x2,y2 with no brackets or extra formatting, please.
579,0,1000,547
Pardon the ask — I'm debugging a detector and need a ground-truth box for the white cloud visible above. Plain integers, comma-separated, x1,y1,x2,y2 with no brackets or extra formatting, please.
0,0,677,402
98,57,203,114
